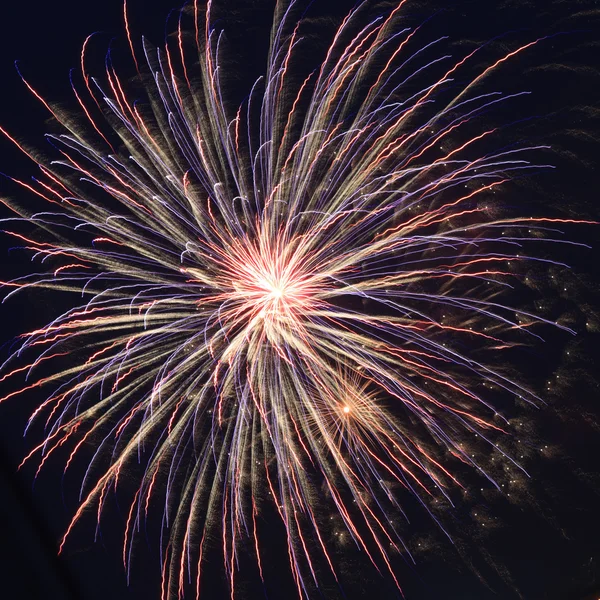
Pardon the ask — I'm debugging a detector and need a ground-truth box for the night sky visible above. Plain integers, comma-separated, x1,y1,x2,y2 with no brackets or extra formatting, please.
0,1,599,599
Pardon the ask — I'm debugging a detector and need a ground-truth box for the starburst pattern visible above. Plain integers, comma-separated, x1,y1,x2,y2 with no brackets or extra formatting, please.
0,1,592,598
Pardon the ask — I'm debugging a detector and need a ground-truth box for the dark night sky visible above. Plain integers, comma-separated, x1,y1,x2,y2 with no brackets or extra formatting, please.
0,1,599,599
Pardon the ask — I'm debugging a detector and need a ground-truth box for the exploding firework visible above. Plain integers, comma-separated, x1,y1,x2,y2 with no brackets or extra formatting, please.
0,1,594,598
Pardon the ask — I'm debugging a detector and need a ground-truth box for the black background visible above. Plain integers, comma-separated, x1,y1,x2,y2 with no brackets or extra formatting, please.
0,1,599,599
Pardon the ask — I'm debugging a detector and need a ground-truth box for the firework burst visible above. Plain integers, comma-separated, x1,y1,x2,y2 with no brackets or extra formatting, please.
0,1,593,598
